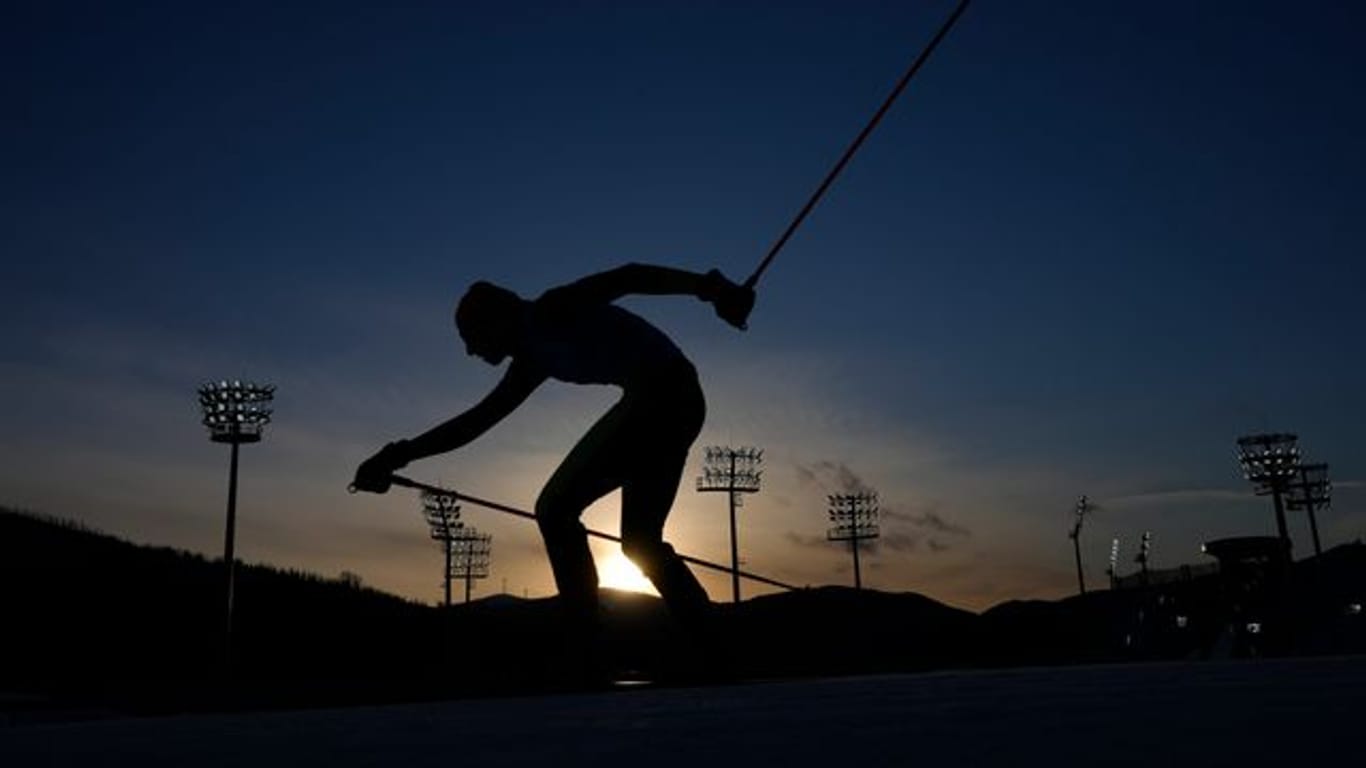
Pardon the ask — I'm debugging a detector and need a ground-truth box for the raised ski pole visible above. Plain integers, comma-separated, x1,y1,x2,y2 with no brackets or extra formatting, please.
366,474,799,592
743,0,972,291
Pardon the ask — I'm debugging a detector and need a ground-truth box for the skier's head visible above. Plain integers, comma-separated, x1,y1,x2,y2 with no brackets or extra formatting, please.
455,281,522,365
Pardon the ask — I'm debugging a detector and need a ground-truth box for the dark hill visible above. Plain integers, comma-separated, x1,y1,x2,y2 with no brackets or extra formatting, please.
3,508,1364,714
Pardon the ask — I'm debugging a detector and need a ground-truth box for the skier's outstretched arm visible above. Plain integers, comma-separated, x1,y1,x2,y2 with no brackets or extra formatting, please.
541,262,754,329
352,362,545,493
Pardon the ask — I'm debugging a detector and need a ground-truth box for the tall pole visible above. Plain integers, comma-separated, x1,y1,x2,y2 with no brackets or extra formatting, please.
728,452,740,603
827,492,880,591
697,446,763,603
1069,495,1090,595
1288,462,1331,558
1237,433,1300,558
1270,486,1289,544
443,536,453,608
199,379,274,680
449,527,491,604
223,438,240,670
1108,538,1121,590
1070,530,1084,595
1137,531,1152,589
1306,499,1322,557
851,528,863,591
422,491,461,607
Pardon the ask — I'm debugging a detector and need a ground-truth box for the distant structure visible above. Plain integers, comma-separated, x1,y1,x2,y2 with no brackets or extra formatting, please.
1287,462,1332,558
1108,537,1121,589
696,446,763,603
827,492,879,590
449,527,493,604
197,379,274,674
1068,495,1092,595
421,490,462,608
1236,433,1300,552
1135,531,1152,588
1202,536,1290,656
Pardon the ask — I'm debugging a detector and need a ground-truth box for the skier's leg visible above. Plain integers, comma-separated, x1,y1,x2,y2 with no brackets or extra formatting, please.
619,380,709,625
535,399,629,619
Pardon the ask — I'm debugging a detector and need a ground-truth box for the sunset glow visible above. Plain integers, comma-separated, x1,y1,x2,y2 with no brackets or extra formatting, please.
597,552,659,595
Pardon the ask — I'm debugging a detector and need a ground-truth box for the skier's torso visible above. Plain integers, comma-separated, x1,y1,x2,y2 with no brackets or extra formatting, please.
516,300,696,389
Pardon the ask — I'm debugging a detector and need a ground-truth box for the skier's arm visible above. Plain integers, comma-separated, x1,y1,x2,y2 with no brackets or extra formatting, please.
540,262,754,328
352,362,545,492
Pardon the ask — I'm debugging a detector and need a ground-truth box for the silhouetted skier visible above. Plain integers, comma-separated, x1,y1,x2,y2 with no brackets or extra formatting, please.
353,263,753,654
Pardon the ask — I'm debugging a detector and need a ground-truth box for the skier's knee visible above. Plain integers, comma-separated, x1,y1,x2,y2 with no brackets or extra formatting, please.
622,534,671,573
535,492,578,540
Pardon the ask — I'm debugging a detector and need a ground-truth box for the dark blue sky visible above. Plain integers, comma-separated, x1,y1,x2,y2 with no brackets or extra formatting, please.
3,1,1363,607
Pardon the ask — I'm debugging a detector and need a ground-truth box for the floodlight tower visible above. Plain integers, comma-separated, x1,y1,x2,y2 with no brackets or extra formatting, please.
450,527,493,604
1135,531,1152,588
1237,433,1300,550
421,490,462,608
197,379,274,671
827,492,880,590
1108,538,1121,590
1068,495,1092,595
696,446,763,603
1287,462,1331,557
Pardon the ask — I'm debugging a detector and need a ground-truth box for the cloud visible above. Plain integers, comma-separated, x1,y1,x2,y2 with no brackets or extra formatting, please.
1100,488,1250,508
791,460,972,555
876,531,924,553
882,505,972,537
793,460,874,495
785,531,828,550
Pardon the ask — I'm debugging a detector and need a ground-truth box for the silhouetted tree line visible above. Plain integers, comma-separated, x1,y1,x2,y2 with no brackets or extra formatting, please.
2,508,1363,714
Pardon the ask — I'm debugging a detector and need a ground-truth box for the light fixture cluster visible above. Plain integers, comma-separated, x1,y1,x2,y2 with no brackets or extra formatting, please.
696,446,763,492
198,380,275,443
449,527,493,579
1287,462,1332,511
1236,433,1300,491
826,492,880,541
421,490,463,541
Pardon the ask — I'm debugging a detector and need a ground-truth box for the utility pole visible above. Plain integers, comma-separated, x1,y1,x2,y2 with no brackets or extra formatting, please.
827,492,880,590
1287,462,1331,558
421,490,461,608
1068,495,1091,595
696,446,762,603
197,379,274,677
1237,433,1300,554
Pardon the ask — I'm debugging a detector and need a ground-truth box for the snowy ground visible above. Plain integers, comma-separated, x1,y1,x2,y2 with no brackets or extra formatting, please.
3,657,1359,767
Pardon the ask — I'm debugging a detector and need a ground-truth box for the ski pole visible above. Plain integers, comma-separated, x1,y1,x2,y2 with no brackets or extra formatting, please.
352,474,799,592
743,0,972,291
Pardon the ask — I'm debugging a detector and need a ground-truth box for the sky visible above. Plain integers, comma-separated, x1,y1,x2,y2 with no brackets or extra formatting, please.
3,0,1363,612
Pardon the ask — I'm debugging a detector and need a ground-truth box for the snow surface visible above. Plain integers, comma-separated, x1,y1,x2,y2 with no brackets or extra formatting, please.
3,657,1359,767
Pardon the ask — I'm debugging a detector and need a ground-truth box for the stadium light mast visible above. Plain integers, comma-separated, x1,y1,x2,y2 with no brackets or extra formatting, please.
1287,462,1331,558
421,490,462,608
197,379,274,673
696,446,763,603
1108,537,1121,590
1068,495,1092,595
827,492,880,590
1136,531,1152,588
450,527,493,604
1237,433,1300,552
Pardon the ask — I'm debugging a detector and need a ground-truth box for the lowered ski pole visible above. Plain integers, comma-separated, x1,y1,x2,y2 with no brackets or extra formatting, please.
353,474,798,592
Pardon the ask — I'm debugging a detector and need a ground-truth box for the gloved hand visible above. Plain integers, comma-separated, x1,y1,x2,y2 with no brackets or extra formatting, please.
352,440,412,494
700,269,755,330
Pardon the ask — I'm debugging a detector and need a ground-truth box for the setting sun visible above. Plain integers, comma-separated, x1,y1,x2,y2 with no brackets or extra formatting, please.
597,552,659,595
